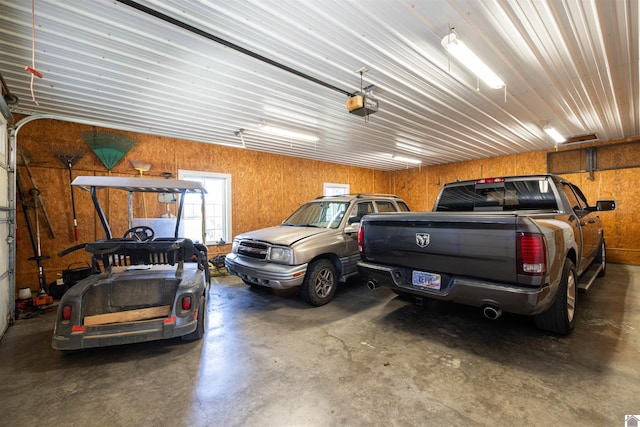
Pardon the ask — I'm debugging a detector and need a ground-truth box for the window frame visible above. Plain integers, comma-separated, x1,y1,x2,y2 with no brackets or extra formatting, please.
178,169,232,245
323,182,350,196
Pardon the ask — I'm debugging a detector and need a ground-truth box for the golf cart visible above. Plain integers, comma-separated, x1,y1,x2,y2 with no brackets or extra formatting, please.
51,176,210,350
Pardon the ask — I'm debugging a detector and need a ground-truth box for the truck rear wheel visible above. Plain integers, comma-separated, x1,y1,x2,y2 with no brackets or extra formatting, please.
534,258,577,335
301,259,337,306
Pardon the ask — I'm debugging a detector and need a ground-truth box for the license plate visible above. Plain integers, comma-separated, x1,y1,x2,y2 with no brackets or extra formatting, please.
412,270,441,290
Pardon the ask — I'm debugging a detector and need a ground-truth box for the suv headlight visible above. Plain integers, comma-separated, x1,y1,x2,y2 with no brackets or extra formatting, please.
268,246,293,264
231,240,240,253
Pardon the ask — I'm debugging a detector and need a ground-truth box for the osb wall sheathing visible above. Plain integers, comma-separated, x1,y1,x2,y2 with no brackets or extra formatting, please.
12,116,639,291
13,117,392,291
390,141,639,266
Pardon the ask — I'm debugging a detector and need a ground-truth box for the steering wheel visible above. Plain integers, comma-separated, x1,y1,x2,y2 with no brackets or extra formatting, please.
123,226,155,242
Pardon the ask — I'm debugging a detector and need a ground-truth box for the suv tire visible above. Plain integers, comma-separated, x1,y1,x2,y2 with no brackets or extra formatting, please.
301,259,337,306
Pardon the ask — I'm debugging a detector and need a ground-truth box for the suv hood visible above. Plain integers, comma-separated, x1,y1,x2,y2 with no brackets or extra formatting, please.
235,226,329,246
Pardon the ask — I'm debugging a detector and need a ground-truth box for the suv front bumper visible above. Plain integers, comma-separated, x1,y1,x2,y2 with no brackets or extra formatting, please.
225,253,307,289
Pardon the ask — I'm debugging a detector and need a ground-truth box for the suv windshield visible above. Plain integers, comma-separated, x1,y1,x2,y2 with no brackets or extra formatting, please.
283,201,349,229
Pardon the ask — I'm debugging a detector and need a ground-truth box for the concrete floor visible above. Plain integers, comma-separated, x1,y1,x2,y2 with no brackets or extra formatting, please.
1,263,638,427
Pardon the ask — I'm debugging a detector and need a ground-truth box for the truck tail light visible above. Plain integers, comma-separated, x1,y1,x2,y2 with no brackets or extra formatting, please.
518,233,546,275
182,296,192,310
476,177,504,184
358,225,365,253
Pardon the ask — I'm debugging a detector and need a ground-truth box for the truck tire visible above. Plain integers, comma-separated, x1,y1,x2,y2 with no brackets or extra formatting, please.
534,258,577,335
301,259,337,306
595,238,606,277
182,294,207,341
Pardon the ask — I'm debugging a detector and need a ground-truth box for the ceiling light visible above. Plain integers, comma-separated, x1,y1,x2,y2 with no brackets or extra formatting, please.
441,30,505,89
392,155,422,164
259,122,319,142
543,125,565,143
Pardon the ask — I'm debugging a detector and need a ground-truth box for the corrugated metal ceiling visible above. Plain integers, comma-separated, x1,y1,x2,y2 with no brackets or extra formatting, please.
1,0,638,171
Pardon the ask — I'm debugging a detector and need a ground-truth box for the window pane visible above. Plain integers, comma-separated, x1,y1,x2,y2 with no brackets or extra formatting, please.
324,183,349,196
179,170,231,244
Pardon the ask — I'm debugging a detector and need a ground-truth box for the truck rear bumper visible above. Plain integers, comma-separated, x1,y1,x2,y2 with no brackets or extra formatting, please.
358,261,553,315
225,253,307,289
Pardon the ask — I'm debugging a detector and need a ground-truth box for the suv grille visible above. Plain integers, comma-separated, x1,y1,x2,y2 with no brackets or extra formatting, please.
238,240,269,260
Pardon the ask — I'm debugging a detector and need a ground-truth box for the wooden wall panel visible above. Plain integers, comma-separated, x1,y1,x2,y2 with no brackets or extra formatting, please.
12,117,395,290
11,117,640,291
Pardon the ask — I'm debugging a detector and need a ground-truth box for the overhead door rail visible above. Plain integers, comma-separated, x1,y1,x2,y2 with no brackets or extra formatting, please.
115,0,355,97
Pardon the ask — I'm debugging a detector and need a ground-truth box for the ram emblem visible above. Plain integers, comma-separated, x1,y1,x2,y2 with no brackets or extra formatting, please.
416,233,430,248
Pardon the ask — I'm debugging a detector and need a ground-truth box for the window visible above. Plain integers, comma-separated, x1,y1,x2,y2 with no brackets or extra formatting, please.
348,201,374,224
178,170,231,245
562,183,588,213
375,200,397,212
285,201,348,229
324,182,349,196
436,179,557,212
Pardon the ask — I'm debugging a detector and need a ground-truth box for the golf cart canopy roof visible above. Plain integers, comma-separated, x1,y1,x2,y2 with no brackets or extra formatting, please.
71,176,206,194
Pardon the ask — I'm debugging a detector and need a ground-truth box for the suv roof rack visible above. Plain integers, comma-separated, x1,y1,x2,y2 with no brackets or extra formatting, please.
314,193,401,200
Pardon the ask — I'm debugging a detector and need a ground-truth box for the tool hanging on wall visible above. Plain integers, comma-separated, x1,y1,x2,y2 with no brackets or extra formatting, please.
81,129,137,172
130,159,152,218
81,128,137,221
52,146,88,241
28,188,48,294
16,171,49,295
17,146,55,238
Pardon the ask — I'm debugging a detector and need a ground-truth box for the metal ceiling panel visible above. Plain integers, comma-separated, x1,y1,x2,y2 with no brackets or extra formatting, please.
0,0,637,170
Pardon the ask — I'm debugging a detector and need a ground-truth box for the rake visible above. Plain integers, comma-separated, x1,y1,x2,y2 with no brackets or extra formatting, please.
52,144,88,241
81,129,137,172
81,129,137,221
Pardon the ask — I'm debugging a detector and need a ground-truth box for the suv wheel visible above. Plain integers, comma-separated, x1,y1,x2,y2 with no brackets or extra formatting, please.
301,259,337,306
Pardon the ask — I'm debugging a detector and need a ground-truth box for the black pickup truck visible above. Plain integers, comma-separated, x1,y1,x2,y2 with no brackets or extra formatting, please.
357,174,616,334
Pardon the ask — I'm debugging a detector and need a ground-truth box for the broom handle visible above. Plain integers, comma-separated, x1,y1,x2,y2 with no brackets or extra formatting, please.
68,161,79,241
139,169,147,218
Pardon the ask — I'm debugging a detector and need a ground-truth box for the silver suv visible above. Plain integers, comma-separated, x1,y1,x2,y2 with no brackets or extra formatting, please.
225,194,410,306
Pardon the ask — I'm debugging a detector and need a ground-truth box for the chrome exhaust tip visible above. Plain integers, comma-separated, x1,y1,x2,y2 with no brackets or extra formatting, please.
366,280,379,290
482,305,502,320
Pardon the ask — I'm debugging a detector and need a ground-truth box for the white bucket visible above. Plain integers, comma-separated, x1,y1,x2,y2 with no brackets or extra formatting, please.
18,287,32,300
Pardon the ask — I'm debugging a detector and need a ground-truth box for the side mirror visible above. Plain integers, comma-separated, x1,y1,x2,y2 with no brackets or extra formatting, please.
596,200,616,211
344,223,360,234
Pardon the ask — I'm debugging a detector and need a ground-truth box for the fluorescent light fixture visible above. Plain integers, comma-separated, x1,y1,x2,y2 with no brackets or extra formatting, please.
543,125,565,143
441,31,505,89
392,155,422,164
259,122,319,142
